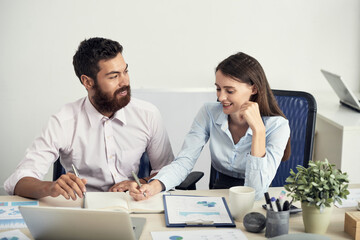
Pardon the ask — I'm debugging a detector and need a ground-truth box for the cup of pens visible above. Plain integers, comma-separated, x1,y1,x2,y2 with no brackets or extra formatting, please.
264,192,290,238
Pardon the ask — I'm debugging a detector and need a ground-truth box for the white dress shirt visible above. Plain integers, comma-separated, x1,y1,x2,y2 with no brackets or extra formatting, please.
4,97,174,194
154,102,290,200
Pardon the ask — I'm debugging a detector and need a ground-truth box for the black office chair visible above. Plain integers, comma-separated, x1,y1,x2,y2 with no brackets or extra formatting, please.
208,89,317,188
53,152,204,190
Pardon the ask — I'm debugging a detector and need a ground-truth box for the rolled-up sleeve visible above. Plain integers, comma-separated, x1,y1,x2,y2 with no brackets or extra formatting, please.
4,115,63,195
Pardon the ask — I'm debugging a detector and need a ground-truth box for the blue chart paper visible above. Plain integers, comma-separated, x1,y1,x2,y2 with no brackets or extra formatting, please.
0,201,39,229
0,229,31,240
163,195,235,227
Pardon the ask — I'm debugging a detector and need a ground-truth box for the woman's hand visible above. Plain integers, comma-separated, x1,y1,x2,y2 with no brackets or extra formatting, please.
240,101,266,157
239,101,264,133
129,180,164,201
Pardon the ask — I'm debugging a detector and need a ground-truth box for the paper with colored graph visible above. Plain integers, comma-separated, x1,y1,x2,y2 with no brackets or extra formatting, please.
163,195,235,227
0,201,39,229
151,229,248,240
0,229,31,240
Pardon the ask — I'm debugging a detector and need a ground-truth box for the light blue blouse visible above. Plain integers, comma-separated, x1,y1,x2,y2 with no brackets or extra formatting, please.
154,102,290,200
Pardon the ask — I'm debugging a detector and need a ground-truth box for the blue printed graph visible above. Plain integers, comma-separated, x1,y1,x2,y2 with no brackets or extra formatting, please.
179,211,220,217
169,236,183,240
1,237,19,240
197,201,216,207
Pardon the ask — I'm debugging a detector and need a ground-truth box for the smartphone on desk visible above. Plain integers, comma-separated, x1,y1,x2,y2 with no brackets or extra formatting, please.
262,204,302,214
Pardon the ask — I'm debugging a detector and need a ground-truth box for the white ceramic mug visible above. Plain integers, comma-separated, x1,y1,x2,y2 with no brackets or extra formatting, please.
229,186,255,221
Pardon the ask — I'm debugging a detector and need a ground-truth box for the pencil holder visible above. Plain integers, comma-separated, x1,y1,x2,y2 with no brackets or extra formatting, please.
265,210,290,238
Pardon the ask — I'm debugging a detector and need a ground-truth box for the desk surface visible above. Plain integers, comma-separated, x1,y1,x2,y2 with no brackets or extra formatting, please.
0,188,354,239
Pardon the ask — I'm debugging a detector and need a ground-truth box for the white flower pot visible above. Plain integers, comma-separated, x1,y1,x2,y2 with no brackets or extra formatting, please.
301,202,334,234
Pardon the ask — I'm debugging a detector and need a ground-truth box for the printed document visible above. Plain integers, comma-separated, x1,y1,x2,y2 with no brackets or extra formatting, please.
0,201,39,229
151,229,248,240
335,188,360,208
164,195,234,225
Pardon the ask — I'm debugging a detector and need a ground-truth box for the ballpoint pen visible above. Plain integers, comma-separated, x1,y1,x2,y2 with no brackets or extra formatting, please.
132,171,147,197
71,164,86,208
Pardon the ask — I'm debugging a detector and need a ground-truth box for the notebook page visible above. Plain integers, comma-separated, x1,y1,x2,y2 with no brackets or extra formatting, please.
127,192,165,213
85,192,129,211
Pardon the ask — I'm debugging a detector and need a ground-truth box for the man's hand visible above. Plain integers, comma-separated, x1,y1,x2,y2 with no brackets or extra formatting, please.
13,174,87,200
129,180,163,201
50,172,87,200
108,180,134,192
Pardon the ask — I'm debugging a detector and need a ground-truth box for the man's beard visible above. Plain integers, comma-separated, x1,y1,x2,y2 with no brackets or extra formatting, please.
92,84,131,115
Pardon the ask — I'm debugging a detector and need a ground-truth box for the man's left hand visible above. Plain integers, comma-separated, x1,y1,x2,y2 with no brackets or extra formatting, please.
108,180,134,192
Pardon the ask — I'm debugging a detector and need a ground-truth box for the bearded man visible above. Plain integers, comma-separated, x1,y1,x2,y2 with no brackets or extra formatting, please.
4,37,174,200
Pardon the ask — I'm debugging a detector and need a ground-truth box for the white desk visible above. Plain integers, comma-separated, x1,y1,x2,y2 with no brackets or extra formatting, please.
0,188,355,239
313,91,360,184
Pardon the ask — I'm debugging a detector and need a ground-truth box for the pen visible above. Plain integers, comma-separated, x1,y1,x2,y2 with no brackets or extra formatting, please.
71,164,86,208
270,197,278,212
276,198,282,212
131,171,147,197
264,192,272,210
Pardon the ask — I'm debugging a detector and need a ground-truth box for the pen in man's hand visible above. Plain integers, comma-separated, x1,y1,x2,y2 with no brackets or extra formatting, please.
131,171,147,197
71,164,86,208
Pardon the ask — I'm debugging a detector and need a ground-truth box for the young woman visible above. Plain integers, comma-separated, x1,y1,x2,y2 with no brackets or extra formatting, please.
130,52,291,200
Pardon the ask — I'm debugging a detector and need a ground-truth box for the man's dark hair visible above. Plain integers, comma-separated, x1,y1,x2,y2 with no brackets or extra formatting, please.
73,37,123,84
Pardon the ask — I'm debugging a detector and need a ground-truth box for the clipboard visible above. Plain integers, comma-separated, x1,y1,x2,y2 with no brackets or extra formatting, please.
163,195,236,227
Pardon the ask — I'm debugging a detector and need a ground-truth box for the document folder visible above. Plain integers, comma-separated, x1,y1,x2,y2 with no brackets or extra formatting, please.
163,195,236,227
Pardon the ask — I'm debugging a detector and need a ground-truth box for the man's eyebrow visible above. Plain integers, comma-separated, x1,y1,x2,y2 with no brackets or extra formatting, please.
105,64,128,76
105,71,120,76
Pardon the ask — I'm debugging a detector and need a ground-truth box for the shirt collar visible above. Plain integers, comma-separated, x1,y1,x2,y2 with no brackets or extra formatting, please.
113,107,126,124
215,110,254,136
84,97,127,126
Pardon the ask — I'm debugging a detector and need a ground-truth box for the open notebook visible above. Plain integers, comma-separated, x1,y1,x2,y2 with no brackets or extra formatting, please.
85,192,165,213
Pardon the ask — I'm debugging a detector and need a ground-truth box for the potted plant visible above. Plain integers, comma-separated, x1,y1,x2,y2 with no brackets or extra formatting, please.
284,159,349,234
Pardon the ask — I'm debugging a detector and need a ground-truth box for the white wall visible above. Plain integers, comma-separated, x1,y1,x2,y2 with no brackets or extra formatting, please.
1,0,359,191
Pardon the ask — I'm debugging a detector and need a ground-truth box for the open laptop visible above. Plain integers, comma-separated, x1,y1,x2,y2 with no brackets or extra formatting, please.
321,69,360,112
19,206,146,240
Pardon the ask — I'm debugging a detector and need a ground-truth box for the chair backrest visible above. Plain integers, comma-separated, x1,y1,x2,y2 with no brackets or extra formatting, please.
271,89,317,186
53,152,151,181
208,89,317,188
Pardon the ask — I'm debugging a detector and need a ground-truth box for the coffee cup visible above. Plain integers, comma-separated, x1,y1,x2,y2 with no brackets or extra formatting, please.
229,186,255,221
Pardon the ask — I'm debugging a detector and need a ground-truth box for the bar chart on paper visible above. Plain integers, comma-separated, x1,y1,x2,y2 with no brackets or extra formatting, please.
0,201,39,229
